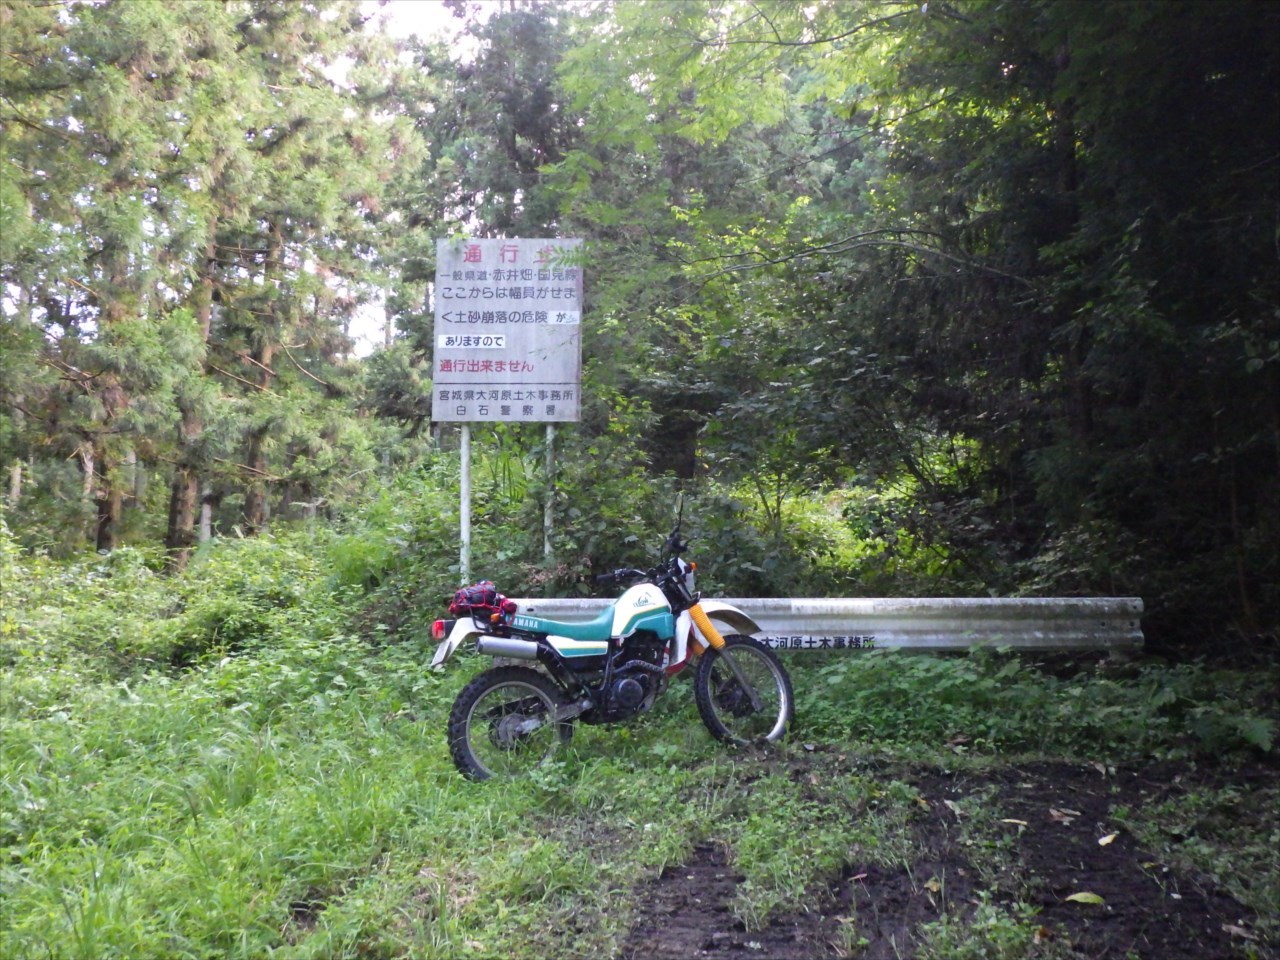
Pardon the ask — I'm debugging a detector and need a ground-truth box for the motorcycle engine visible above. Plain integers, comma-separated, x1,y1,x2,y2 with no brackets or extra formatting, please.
581,632,667,724
609,675,648,713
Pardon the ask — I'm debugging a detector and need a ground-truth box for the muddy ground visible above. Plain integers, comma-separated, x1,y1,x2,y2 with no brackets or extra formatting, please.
620,758,1276,960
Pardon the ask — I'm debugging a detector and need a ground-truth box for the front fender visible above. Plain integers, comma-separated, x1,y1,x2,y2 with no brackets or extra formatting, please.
430,619,484,670
697,599,762,637
671,600,763,669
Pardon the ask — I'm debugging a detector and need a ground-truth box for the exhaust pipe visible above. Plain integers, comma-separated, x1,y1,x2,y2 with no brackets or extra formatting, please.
476,636,540,660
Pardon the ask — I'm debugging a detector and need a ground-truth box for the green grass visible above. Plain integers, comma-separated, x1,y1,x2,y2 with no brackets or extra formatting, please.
2,532,1277,958
1114,784,1280,946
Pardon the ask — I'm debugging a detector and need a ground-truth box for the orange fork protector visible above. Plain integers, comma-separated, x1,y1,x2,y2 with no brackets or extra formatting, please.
688,603,726,650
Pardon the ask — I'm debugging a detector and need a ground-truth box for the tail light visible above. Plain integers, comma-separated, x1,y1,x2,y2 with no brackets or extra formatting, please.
432,619,449,641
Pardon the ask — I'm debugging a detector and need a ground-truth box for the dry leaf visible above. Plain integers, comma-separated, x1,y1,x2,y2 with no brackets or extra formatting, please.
924,877,942,893
1098,833,1118,846
943,799,965,818
1000,818,1029,827
1065,891,1105,905
1049,807,1081,824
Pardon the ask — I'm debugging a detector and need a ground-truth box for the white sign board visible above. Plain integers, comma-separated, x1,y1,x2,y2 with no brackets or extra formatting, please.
432,237,583,423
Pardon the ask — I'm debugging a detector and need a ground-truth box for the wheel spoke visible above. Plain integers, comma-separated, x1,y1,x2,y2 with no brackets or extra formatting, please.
695,636,793,745
468,682,557,777
449,667,571,780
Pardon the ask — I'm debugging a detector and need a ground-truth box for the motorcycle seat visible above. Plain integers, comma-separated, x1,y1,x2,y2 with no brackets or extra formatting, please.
519,606,615,643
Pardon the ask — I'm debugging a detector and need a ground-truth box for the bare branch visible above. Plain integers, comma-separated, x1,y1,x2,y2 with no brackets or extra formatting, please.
691,9,917,49
280,342,334,390
212,456,285,481
208,363,279,395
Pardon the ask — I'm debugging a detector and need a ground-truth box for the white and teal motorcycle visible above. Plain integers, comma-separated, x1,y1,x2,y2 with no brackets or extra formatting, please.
430,516,794,780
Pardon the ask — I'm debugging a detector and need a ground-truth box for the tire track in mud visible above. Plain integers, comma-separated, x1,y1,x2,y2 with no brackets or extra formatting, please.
618,759,1276,960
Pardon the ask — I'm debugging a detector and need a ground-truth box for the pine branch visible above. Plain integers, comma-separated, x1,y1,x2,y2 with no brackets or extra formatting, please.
208,363,279,395
280,342,335,390
213,456,285,481
234,351,277,378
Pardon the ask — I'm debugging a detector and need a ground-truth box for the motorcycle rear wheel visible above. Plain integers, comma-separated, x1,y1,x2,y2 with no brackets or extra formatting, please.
693,635,794,745
447,665,573,781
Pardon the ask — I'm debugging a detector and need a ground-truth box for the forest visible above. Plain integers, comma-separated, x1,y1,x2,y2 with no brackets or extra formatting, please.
1,2,1278,958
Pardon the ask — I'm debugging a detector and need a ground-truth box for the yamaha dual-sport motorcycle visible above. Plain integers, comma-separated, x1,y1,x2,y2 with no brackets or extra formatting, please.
429,513,794,780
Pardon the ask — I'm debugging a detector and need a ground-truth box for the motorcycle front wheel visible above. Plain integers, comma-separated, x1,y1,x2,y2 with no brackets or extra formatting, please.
447,665,573,781
694,635,794,745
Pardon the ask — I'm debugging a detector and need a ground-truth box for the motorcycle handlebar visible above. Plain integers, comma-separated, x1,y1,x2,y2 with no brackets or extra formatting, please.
594,567,648,585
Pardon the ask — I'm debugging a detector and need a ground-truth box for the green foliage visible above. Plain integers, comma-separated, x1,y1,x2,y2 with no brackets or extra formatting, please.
3,534,1278,958
916,896,1070,960
545,0,1279,644
4,1,1280,953
726,773,922,931
0,521,334,679
3,0,1278,649
330,464,463,641
797,648,1280,761
0,0,420,557
1115,783,1280,942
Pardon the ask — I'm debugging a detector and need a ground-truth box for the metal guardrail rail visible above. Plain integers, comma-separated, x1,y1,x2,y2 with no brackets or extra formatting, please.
510,597,1145,652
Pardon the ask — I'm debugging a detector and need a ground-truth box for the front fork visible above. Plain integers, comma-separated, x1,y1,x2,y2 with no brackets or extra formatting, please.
688,602,764,712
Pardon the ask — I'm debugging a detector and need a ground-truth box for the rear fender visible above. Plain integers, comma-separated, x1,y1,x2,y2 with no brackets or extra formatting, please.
430,619,487,670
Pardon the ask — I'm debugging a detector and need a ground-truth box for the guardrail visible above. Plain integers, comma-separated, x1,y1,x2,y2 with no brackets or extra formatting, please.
510,597,1145,652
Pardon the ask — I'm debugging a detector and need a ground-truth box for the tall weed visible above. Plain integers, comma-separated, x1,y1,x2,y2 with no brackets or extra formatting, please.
4,525,1276,958
794,648,1278,760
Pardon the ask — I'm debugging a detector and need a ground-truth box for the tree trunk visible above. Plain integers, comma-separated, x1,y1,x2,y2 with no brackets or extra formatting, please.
199,482,217,542
132,455,146,503
165,466,201,571
79,444,95,531
241,340,277,534
94,454,123,552
242,431,271,534
242,223,282,535
242,434,272,531
7,394,24,503
165,237,217,568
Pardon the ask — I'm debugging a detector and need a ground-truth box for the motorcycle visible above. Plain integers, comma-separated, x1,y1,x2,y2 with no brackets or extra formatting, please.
429,510,795,780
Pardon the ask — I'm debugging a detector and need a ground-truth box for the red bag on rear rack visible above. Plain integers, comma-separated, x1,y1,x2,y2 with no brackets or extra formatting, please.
449,580,505,617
